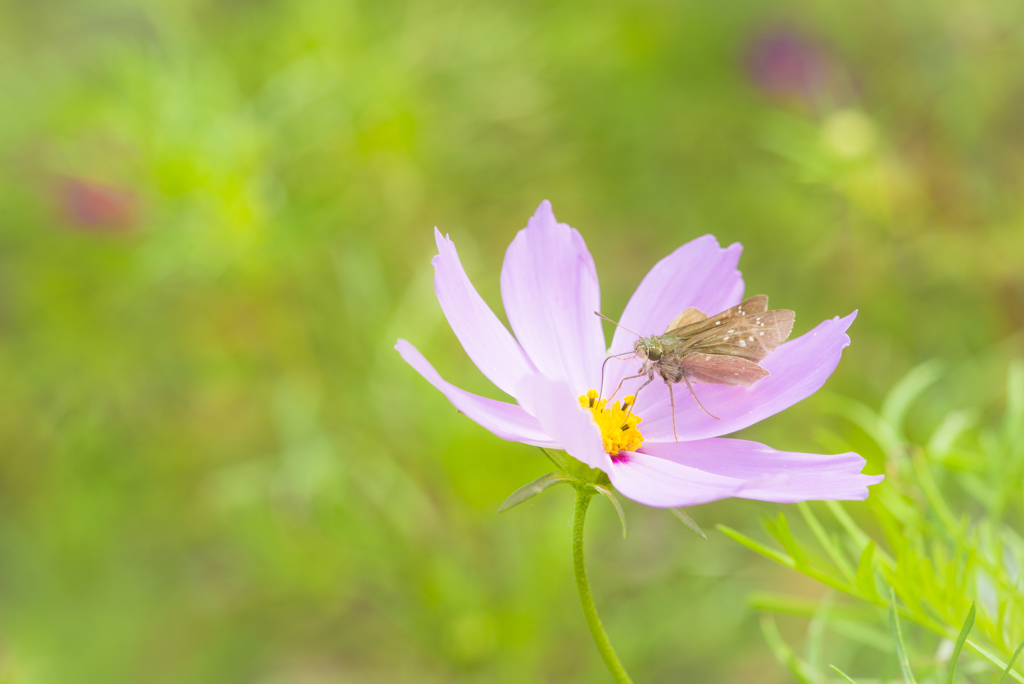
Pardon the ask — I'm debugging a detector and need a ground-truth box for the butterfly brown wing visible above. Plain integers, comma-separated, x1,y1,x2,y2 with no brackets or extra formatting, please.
663,295,769,339
664,307,707,333
678,353,770,387
682,309,794,362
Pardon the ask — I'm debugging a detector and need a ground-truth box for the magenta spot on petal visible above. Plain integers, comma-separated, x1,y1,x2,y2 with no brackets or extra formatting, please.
611,452,632,464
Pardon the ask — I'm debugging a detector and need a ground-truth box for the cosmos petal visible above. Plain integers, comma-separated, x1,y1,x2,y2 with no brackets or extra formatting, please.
396,339,558,447
607,234,744,360
633,312,858,442
515,373,612,472
605,450,745,508
501,201,606,395
432,228,537,399
638,438,884,503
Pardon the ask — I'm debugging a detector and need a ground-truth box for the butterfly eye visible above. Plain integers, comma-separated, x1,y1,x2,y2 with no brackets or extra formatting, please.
647,347,662,361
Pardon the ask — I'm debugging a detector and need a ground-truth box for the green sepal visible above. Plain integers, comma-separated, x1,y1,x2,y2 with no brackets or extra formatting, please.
670,507,707,540
563,454,609,485
589,485,626,540
497,471,574,513
594,485,628,539
539,447,570,472
538,447,609,486
515,449,625,536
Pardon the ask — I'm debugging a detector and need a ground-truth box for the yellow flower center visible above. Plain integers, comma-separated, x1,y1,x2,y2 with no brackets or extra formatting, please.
578,389,644,456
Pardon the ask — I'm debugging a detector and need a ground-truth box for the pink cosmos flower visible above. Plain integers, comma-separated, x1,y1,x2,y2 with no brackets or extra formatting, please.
396,201,883,508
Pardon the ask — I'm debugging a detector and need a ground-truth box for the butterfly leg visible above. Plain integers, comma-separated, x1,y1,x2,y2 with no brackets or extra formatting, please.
625,375,655,416
607,372,646,402
668,383,678,442
683,375,720,421
599,351,637,396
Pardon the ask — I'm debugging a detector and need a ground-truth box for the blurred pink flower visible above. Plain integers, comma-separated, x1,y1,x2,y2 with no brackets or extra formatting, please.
746,27,836,106
58,177,138,232
396,201,882,508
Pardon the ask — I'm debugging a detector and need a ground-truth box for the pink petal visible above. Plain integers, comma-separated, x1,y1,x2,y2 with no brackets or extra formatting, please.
515,373,612,472
637,438,884,502
501,201,606,395
396,339,558,448
607,235,745,359
432,228,537,399
605,450,745,508
633,312,857,442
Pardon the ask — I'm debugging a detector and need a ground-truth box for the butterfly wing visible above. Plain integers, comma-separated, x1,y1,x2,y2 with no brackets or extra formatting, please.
663,295,769,339
664,307,707,333
656,296,792,389
682,309,794,362
678,353,770,387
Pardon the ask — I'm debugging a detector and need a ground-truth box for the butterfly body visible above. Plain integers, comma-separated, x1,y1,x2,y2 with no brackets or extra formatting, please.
618,295,795,438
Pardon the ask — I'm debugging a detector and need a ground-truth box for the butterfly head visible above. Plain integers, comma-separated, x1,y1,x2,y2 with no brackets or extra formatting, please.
634,336,663,362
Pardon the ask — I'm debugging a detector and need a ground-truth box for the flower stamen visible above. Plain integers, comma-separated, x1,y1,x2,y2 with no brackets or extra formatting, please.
579,389,644,455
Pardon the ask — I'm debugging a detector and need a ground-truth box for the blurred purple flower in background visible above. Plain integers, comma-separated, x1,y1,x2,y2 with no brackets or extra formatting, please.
57,177,138,233
397,201,882,509
746,26,837,107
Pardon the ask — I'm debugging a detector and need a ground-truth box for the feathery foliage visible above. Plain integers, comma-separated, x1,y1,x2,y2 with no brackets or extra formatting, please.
727,362,1024,683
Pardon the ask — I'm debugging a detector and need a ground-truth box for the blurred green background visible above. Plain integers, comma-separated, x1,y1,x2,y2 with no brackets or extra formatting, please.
1,1,1023,682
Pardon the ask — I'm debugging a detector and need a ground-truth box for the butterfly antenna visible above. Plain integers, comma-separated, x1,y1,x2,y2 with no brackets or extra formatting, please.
593,311,641,338
683,376,720,421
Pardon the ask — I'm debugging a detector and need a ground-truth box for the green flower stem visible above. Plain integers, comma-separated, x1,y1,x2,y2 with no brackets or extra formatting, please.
572,487,635,684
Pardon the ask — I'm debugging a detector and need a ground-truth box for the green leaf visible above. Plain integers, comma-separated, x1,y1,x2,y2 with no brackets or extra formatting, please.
881,360,943,438
724,527,861,599
1005,360,1024,447
819,394,900,455
946,603,974,684
927,409,978,458
594,485,628,539
775,513,809,567
855,540,881,601
670,507,706,540
911,452,959,533
497,471,574,513
996,640,1024,684
797,502,857,584
966,640,1024,684
805,592,833,672
830,620,894,653
717,525,796,568
747,593,878,622
759,614,817,684
827,501,895,567
829,664,859,683
748,593,818,616
889,588,917,684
